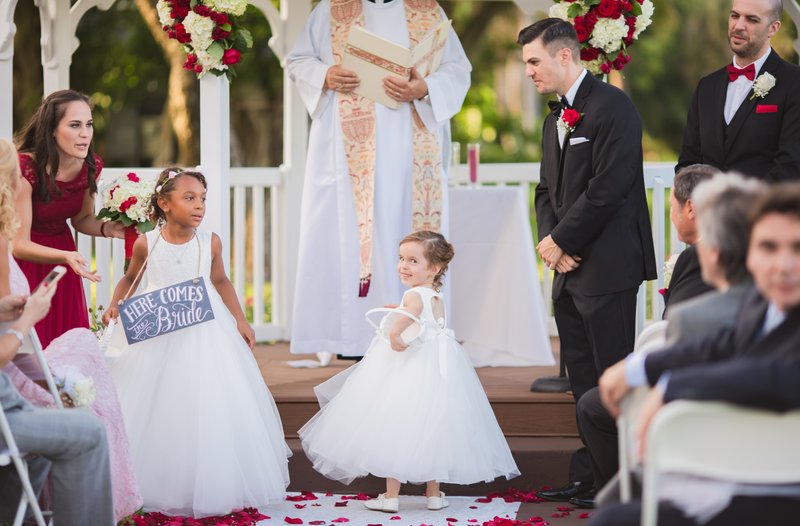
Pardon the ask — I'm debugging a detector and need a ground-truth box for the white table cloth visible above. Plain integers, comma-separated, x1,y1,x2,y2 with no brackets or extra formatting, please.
449,186,554,367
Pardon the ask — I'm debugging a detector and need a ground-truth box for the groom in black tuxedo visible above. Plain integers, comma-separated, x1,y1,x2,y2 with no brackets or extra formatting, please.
676,0,800,181
518,18,656,502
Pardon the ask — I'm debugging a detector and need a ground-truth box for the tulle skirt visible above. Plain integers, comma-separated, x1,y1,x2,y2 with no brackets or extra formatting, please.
299,333,519,485
110,295,290,517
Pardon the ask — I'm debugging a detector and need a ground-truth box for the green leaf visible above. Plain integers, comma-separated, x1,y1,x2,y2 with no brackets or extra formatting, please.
238,28,253,49
220,23,232,32
190,0,198,8
567,3,585,18
118,215,133,227
586,0,602,6
137,221,155,234
630,2,642,16
207,42,224,61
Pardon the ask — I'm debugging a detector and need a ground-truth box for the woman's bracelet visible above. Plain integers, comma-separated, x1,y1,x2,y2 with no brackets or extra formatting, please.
100,222,108,238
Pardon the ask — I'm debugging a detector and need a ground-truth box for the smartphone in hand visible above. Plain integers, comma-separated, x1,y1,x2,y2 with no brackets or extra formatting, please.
32,265,67,294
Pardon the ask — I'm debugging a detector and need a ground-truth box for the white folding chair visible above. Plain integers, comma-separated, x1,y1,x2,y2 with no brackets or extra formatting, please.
617,321,669,502
641,401,800,526
0,404,48,526
29,329,63,409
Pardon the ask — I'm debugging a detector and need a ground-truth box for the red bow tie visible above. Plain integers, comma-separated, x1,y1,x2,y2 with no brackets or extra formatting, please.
727,63,756,82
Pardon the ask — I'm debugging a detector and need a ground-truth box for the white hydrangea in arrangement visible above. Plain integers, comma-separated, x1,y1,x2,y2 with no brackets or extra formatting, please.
590,16,629,54
206,0,248,17
549,0,655,76
157,0,253,80
98,172,155,227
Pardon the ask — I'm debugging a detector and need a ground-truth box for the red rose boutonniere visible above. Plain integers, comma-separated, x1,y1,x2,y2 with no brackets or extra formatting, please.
558,108,583,135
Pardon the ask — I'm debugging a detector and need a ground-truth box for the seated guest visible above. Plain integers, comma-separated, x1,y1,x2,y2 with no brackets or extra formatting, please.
661,164,718,315
663,173,766,343
590,356,800,526
545,165,724,508
574,174,767,507
0,138,141,520
593,181,800,525
0,279,115,526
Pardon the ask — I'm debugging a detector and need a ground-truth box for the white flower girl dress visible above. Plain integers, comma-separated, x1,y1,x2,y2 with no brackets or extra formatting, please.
110,229,290,517
300,286,519,485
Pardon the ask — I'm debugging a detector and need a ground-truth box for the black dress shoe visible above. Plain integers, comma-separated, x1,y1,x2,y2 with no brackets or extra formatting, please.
537,481,595,502
568,493,596,509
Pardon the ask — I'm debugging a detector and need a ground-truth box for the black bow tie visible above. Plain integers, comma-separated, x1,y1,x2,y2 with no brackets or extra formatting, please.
548,97,571,115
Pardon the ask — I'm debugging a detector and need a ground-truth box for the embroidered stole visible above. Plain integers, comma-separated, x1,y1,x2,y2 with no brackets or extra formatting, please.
331,0,443,297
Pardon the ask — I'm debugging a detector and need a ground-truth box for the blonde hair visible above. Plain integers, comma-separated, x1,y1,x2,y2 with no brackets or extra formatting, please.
0,139,20,241
399,230,455,291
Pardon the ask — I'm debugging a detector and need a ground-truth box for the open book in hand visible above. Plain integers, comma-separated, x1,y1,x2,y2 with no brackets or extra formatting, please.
342,18,452,109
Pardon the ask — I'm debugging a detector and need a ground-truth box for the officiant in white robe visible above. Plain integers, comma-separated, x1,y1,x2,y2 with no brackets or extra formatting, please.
286,0,471,357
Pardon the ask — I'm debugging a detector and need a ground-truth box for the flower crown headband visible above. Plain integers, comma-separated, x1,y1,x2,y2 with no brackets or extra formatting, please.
155,169,183,194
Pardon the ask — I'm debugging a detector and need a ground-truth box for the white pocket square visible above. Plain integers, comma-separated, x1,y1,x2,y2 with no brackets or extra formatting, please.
569,137,590,146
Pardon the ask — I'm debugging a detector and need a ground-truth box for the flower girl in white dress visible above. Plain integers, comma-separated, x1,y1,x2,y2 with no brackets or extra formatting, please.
300,231,519,513
104,168,290,518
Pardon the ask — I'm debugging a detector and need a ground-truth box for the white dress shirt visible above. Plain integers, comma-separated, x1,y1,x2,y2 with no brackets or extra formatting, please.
557,69,588,147
724,49,771,124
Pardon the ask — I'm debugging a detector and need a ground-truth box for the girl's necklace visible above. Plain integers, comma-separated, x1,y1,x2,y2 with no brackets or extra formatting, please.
161,230,197,264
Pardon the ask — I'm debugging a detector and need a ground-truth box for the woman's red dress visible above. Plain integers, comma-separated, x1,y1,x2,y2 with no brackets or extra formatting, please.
16,153,102,348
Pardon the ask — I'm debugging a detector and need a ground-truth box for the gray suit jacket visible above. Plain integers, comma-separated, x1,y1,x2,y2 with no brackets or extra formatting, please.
664,282,751,346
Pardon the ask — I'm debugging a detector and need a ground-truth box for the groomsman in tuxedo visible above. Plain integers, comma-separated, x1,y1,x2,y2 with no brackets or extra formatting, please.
518,18,656,503
676,0,800,181
594,182,800,525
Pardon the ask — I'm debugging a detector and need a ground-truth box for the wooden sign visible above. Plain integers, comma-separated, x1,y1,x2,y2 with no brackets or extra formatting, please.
119,278,215,344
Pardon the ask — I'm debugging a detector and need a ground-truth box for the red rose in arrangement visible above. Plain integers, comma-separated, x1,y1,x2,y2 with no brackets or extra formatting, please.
561,108,582,131
222,48,242,65
550,0,654,75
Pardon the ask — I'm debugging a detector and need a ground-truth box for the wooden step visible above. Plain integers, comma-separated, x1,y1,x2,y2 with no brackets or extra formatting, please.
255,343,579,440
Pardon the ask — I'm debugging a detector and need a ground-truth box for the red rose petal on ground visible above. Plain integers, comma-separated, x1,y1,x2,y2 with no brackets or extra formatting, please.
446,519,458,522
326,492,333,496
285,517,303,524
309,522,326,525
331,519,350,523
579,512,591,519
294,504,306,509
556,506,572,512
470,505,478,509
390,517,401,521
475,497,493,503
335,501,348,507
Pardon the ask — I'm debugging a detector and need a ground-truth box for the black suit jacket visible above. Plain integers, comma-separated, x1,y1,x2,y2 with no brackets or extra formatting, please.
676,49,800,181
645,285,800,385
536,73,657,297
662,245,714,317
664,356,800,412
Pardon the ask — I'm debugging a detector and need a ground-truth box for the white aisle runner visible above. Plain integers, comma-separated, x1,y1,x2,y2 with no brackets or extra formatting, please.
257,493,521,525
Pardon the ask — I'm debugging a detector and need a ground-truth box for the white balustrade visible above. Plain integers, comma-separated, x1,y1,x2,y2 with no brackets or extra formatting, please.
84,162,679,341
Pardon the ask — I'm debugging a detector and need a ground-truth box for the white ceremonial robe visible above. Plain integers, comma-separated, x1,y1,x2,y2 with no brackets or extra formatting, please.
286,0,471,356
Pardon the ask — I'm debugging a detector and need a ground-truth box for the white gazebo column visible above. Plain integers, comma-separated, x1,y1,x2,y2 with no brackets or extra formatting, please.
0,0,17,139
275,0,310,338
200,75,231,270
38,0,71,94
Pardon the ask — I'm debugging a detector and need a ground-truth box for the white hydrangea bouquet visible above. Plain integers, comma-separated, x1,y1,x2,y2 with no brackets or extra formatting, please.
157,0,253,80
550,0,654,76
53,365,96,408
97,172,156,263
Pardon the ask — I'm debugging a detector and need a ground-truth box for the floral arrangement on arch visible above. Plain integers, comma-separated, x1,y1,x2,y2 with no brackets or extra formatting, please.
549,0,655,76
157,0,253,80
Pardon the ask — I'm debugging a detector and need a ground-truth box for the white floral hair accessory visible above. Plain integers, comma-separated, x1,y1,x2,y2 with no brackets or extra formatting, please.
156,169,182,193
751,72,776,100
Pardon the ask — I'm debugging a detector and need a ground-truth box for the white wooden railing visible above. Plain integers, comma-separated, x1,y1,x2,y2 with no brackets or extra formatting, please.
82,162,679,341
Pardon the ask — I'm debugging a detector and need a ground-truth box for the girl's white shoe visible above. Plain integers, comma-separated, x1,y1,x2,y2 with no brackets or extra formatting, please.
427,491,449,510
364,493,399,513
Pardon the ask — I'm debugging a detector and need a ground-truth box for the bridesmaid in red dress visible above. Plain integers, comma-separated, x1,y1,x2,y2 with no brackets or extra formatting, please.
13,90,125,348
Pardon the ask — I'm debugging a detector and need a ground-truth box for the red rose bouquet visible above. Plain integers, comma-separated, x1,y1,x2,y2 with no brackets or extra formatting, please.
157,0,253,81
550,0,654,76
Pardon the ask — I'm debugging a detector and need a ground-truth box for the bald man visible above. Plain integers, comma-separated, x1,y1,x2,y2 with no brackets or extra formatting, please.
676,0,800,182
